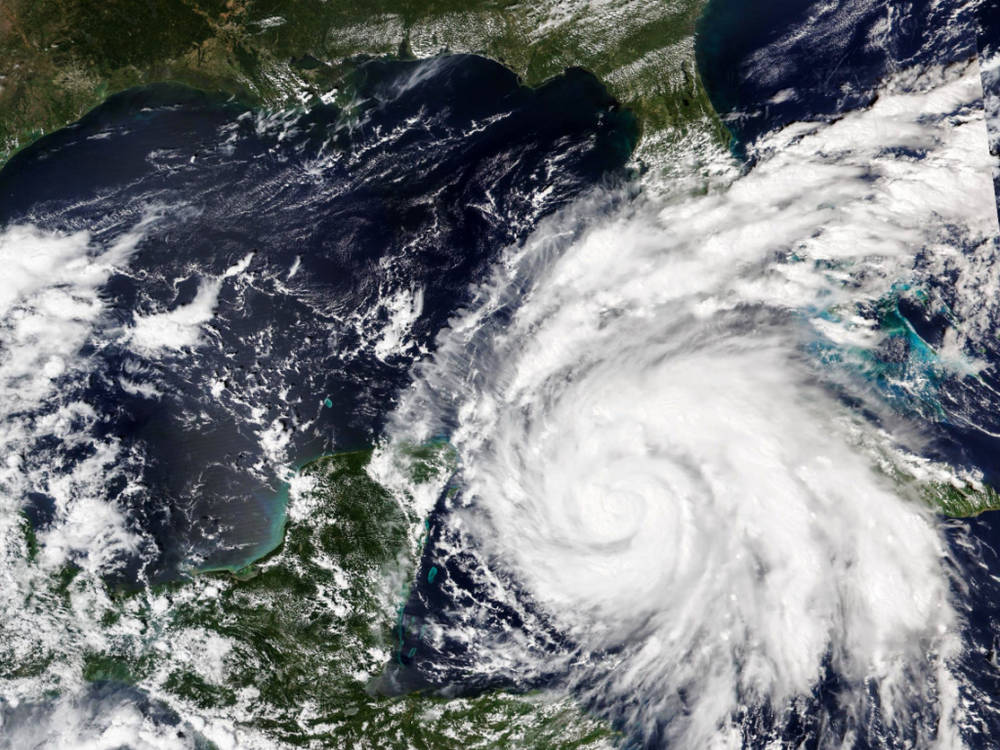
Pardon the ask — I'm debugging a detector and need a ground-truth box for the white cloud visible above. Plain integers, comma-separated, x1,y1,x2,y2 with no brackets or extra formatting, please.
126,253,253,355
386,59,996,745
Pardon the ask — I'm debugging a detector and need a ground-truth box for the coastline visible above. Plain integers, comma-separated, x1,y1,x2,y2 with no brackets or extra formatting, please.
0,0,725,166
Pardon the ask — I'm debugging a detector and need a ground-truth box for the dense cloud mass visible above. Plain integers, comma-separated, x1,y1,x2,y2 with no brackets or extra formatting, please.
4,1,1000,747
386,60,1000,746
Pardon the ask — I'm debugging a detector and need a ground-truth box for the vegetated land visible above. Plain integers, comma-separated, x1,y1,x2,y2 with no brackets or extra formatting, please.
0,0,726,165
926,481,1000,518
54,449,617,748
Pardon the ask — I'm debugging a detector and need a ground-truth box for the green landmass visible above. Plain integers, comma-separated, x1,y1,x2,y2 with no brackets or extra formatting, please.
0,4,716,742
0,0,725,166
6,447,614,748
11,3,998,743
9,437,997,748
924,481,1000,518
872,440,1000,518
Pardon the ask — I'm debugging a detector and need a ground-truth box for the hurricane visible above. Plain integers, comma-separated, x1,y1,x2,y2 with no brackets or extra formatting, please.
4,1,1000,748
381,57,1000,747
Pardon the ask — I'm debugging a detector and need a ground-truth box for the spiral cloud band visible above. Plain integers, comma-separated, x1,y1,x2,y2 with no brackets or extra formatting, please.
385,60,998,746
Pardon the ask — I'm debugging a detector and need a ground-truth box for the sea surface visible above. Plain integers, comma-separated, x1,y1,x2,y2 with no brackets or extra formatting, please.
0,55,636,581
6,1,1000,748
697,0,979,151
387,3,1000,747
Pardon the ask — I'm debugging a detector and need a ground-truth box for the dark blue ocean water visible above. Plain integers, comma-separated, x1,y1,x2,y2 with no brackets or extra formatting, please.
7,4,1000,747
0,55,636,582
684,3,1000,748
387,4,1000,749
696,0,979,153
695,0,1000,492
